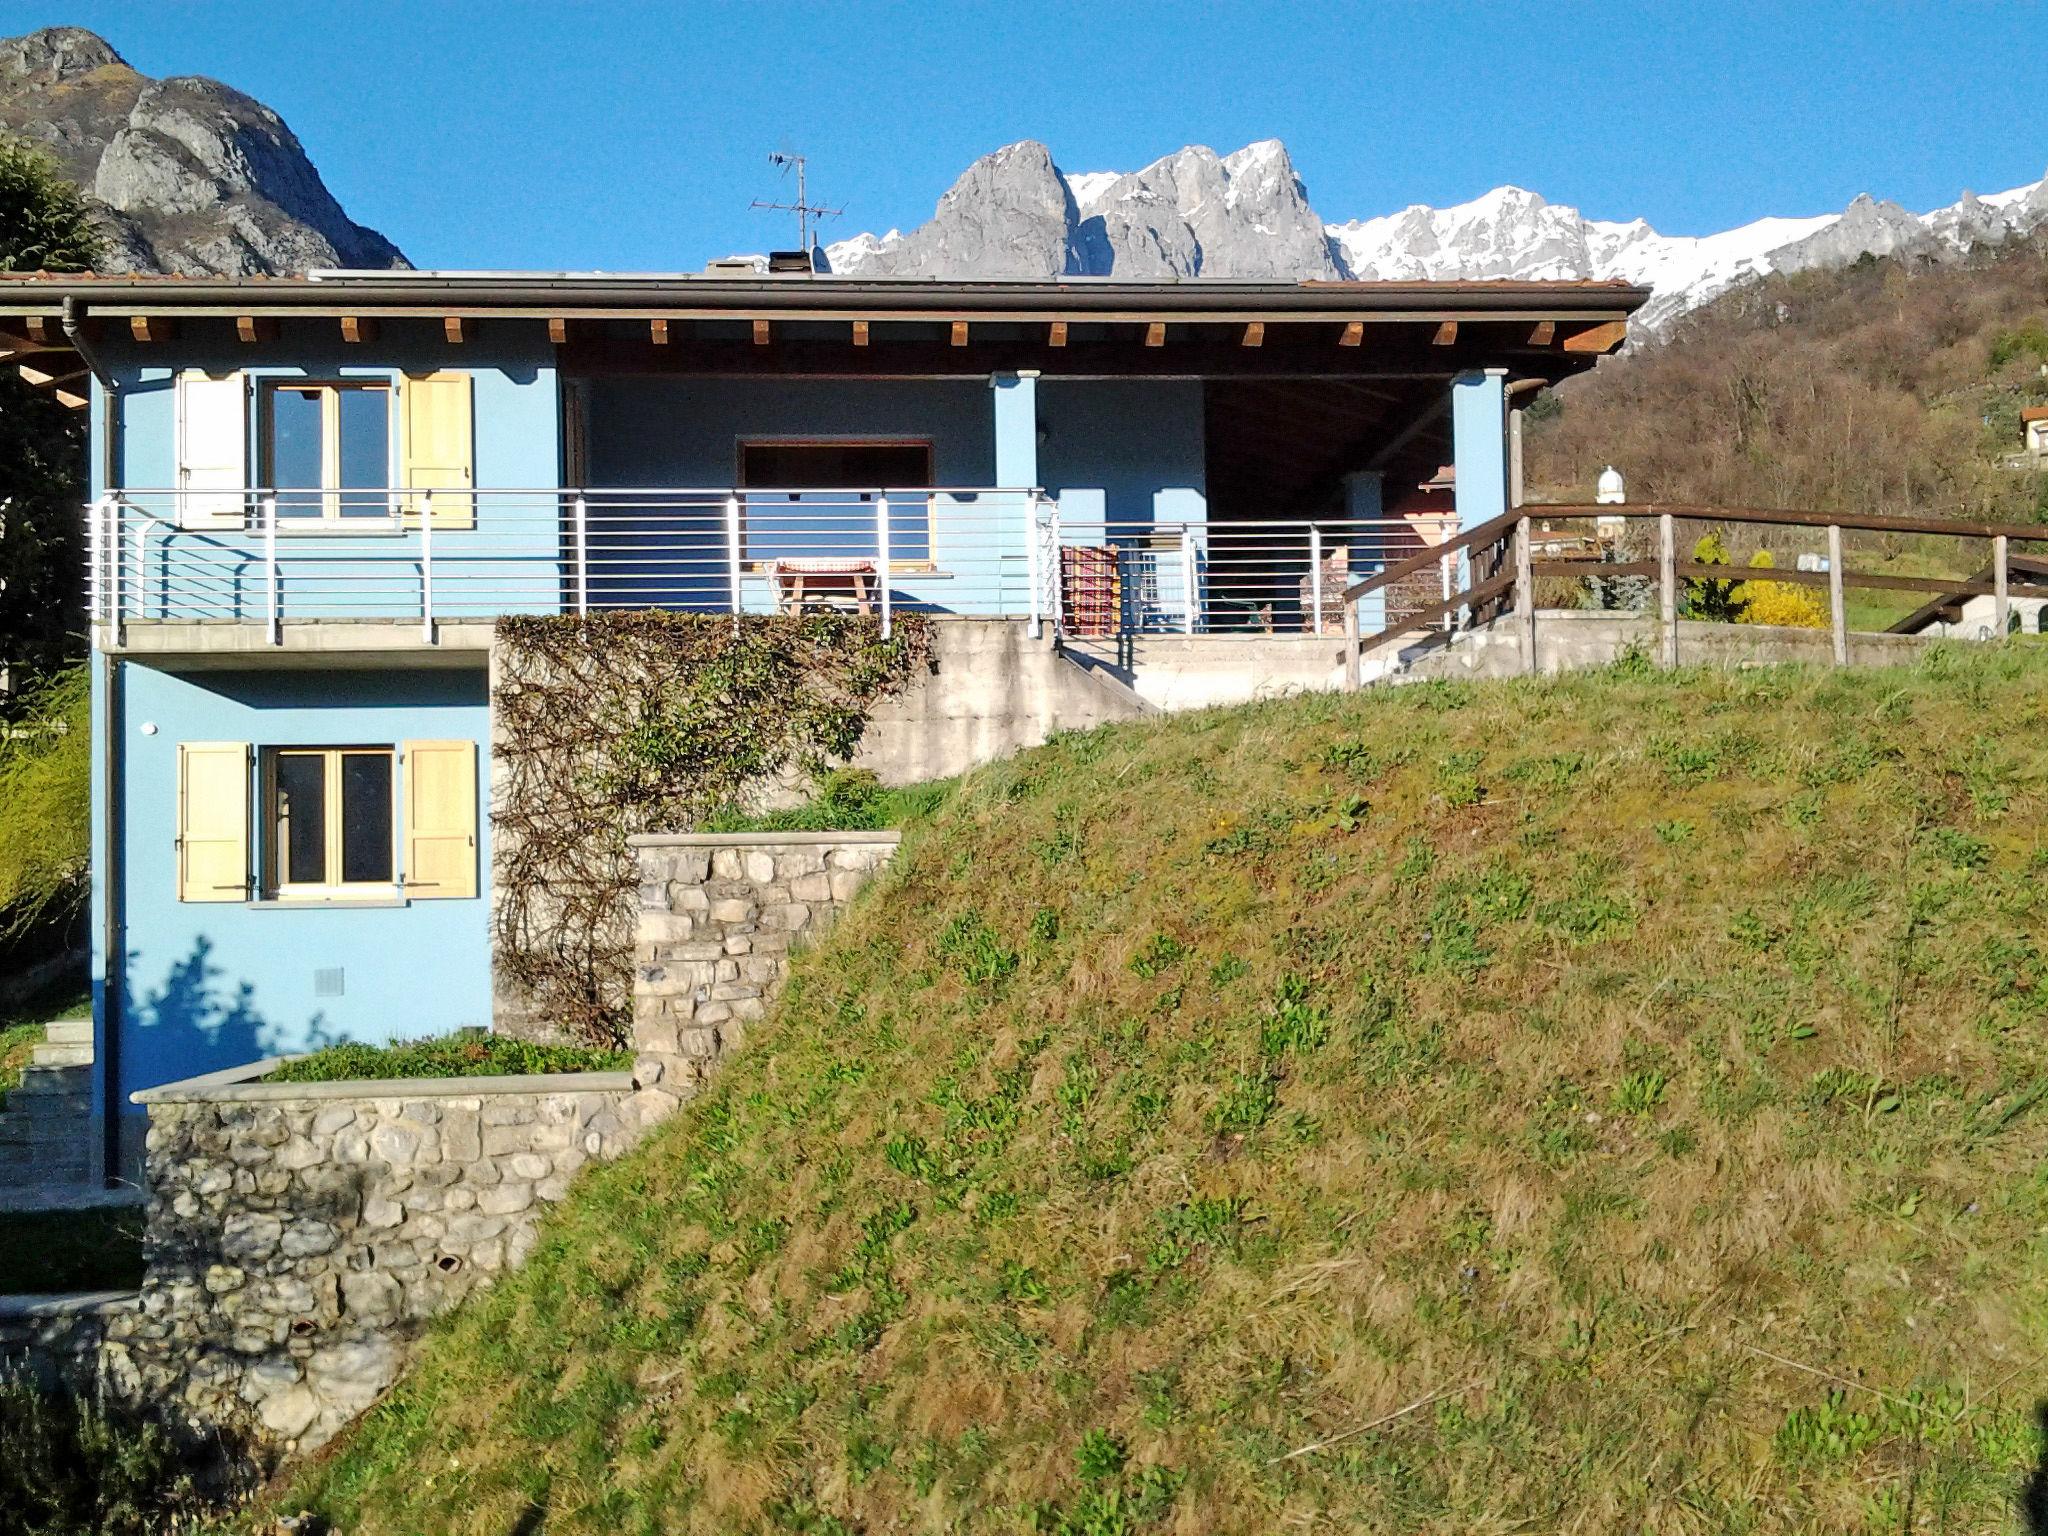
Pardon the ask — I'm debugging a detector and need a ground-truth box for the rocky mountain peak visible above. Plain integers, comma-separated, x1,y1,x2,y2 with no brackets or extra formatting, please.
0,26,405,276
829,136,2048,336
0,25,125,86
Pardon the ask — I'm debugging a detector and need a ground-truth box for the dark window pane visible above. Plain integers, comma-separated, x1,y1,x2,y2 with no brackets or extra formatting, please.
270,387,323,518
337,387,390,518
740,442,932,489
339,753,393,883
276,753,326,885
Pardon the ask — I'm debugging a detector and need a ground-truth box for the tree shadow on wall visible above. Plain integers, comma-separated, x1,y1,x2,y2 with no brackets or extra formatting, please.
129,935,346,1078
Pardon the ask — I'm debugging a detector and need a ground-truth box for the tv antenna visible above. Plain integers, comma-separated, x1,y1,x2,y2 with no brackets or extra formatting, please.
751,152,842,253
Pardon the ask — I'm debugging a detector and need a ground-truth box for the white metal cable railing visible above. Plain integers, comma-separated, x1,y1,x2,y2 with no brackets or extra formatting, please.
86,489,1456,644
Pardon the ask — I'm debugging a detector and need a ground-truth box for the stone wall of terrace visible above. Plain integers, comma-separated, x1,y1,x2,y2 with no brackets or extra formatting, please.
105,1063,646,1452
628,831,902,1116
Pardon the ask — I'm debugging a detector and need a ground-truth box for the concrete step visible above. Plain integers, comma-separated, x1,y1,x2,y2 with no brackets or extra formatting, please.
10,1064,89,1094
30,1042,91,1068
42,1019,93,1048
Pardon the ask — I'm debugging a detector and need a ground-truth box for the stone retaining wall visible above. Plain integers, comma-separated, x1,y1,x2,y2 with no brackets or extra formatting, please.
105,1063,644,1451
0,1290,138,1393
627,831,901,1118
3,831,900,1458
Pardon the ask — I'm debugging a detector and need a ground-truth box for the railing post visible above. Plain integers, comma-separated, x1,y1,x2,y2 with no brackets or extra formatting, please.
1994,533,2011,639
1180,524,1198,635
573,494,590,617
109,498,126,643
1514,514,1536,675
88,495,106,629
1025,493,1043,637
419,492,434,644
1344,593,1361,691
1309,523,1325,635
875,493,892,639
264,494,281,647
1827,523,1847,666
1047,495,1064,638
725,493,743,624
1658,510,1678,668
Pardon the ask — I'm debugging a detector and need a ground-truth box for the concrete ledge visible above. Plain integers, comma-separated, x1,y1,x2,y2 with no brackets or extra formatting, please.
100,618,496,668
629,829,904,849
133,1059,635,1106
0,1291,139,1320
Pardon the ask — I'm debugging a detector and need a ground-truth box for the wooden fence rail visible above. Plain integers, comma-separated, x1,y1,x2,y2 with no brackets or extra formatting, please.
1339,502,2048,688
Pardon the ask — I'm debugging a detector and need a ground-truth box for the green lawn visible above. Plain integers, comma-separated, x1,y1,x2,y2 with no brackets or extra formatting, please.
275,644,2048,1536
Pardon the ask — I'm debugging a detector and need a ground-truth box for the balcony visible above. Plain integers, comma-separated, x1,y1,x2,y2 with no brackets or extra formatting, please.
87,488,1453,655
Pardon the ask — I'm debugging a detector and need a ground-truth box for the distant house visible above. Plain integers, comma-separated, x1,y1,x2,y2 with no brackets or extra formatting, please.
1889,554,2048,637
2023,406,2048,465
0,265,1645,1175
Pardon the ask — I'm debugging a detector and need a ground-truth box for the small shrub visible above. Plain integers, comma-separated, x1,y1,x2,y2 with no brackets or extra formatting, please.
265,1031,629,1084
0,1378,245,1535
1736,550,1829,630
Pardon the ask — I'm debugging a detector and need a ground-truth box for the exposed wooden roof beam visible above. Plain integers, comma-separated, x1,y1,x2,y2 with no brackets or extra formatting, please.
649,317,669,345
547,318,568,345
340,316,377,344
1528,320,1555,346
22,316,53,346
1144,322,1166,348
1432,320,1458,346
1048,321,1068,347
54,385,87,410
753,319,772,346
1366,394,1452,472
443,317,468,343
1562,319,1629,354
235,316,279,344
950,320,969,347
1241,321,1264,348
1339,321,1364,347
851,319,869,347
129,315,174,342
19,362,83,388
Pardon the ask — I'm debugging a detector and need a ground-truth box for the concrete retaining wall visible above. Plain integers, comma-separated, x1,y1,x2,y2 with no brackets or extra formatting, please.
1400,610,1937,681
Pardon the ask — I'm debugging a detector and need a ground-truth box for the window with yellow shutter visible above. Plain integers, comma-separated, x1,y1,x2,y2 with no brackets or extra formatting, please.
401,740,477,900
399,372,476,529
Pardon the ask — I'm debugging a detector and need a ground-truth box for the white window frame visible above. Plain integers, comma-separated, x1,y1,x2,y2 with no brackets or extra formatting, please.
261,744,399,901
259,379,395,526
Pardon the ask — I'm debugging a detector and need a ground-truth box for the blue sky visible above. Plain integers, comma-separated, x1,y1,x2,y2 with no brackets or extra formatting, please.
9,1,2044,270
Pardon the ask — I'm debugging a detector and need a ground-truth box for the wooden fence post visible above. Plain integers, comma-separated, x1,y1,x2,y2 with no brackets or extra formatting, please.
1514,515,1535,675
1994,534,2010,638
1658,511,1678,668
1828,523,1847,666
1344,597,1361,692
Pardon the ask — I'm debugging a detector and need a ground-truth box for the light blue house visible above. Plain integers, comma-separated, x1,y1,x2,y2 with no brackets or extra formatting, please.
0,269,1642,1175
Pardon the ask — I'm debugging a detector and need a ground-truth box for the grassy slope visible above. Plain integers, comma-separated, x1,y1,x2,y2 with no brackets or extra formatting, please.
288,647,2048,1535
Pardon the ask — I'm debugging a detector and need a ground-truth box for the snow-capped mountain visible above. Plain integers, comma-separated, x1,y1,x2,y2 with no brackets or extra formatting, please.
823,139,2048,333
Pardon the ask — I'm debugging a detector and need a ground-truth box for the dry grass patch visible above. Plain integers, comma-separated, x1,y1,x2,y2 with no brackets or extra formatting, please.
275,644,2048,1534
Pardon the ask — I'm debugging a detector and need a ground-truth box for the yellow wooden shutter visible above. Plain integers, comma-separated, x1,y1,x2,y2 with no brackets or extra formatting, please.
175,371,248,528
403,740,477,899
177,742,249,902
399,372,475,529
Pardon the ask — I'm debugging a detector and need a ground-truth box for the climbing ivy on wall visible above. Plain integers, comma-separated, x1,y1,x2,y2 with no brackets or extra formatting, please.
492,612,932,1045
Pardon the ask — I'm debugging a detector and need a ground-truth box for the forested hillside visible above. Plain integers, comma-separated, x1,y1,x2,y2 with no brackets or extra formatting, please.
1527,236,2048,524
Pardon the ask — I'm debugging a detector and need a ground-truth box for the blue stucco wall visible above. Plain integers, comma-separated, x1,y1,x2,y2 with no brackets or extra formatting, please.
100,321,562,622
578,374,1206,619
102,661,492,1158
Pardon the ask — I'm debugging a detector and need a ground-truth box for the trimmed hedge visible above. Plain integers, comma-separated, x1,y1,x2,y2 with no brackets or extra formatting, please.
263,1033,629,1085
